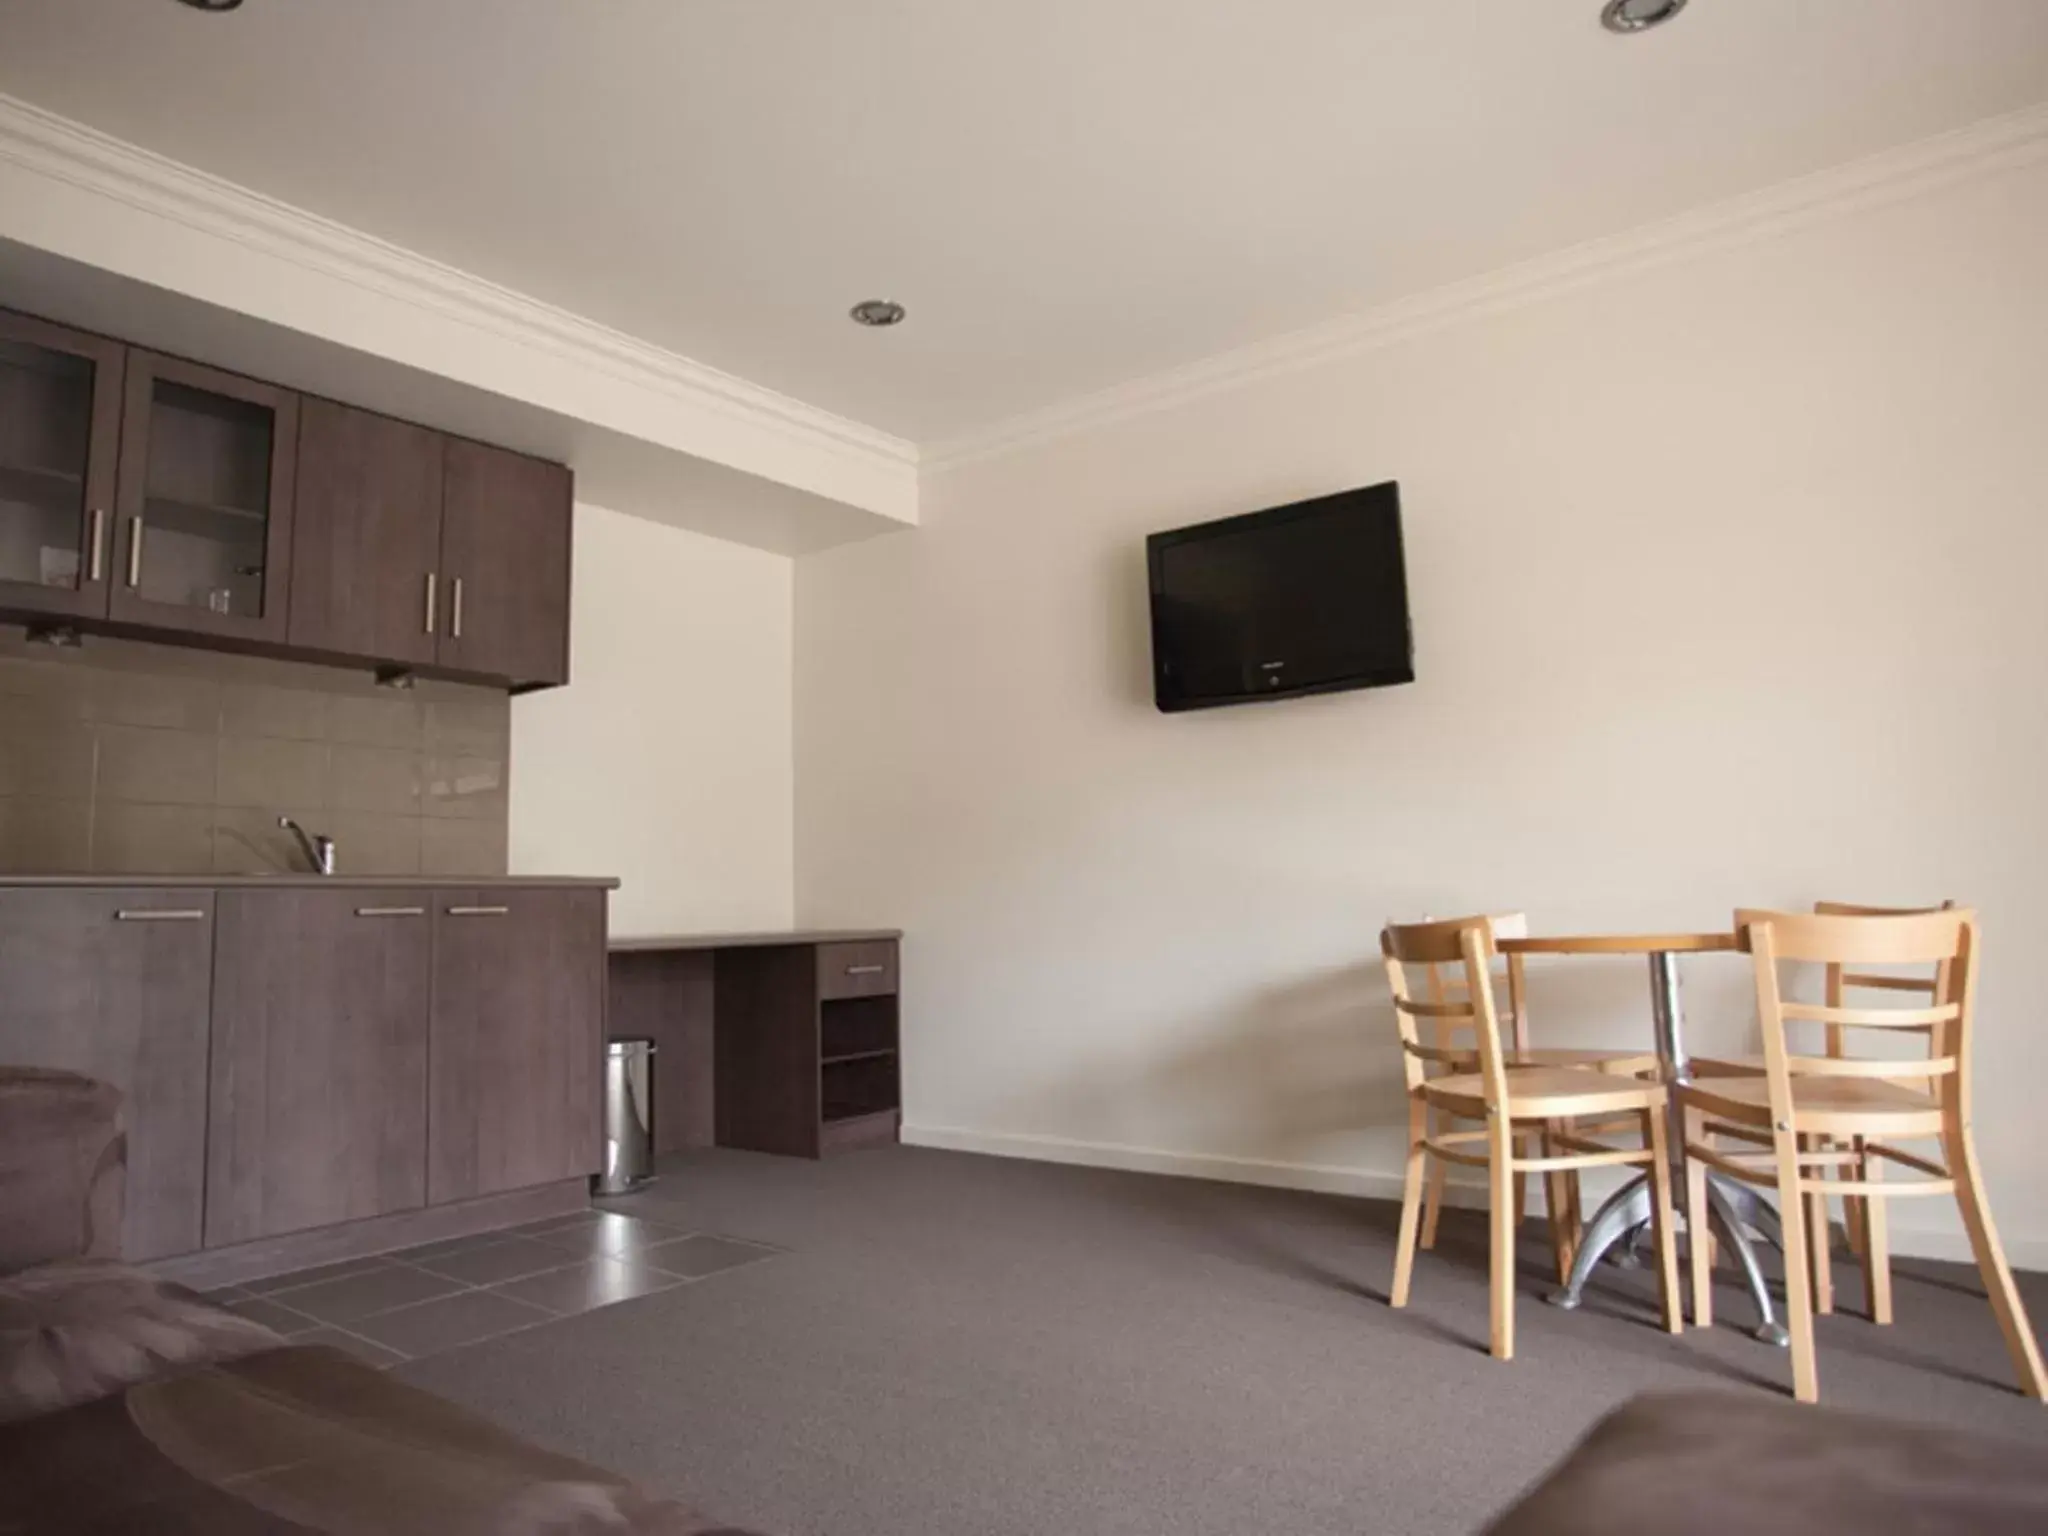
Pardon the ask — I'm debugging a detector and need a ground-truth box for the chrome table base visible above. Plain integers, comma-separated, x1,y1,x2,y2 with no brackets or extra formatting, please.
1540,950,1790,1347
1544,1158,1790,1346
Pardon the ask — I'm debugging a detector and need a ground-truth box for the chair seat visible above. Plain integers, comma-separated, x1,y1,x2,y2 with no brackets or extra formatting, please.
1679,1073,1943,1134
1424,1065,1664,1117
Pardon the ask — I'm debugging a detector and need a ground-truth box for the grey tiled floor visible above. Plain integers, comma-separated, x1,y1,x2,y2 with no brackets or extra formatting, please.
206,1212,778,1369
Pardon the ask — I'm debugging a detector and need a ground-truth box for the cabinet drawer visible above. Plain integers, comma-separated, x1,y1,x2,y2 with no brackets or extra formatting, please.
817,940,897,1000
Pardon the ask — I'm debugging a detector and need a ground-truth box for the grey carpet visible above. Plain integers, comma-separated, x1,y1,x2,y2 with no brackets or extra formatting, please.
395,1147,2048,1536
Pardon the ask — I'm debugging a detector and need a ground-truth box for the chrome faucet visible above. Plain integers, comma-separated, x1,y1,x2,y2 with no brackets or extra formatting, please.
278,816,337,876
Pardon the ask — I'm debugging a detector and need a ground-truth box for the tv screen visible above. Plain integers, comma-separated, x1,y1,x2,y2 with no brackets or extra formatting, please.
1147,481,1413,712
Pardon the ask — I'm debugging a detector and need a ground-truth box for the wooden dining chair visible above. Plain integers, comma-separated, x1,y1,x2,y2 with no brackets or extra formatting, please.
1412,912,1660,1280
1690,899,1952,1322
1677,907,2045,1404
1383,915,1682,1360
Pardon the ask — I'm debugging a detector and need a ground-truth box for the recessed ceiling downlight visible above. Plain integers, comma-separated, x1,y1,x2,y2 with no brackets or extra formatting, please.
1601,0,1686,33
175,0,245,10
849,300,906,328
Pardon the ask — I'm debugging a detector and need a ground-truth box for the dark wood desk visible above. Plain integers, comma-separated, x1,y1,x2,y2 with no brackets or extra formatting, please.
607,929,902,1160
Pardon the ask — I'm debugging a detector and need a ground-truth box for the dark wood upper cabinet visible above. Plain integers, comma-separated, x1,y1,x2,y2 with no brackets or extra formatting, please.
0,310,125,623
289,398,444,666
110,350,298,644
438,439,573,688
0,305,577,689
0,888,214,1261
427,887,606,1203
206,889,431,1247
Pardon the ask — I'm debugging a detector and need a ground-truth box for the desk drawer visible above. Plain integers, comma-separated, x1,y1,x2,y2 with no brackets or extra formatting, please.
818,940,897,1000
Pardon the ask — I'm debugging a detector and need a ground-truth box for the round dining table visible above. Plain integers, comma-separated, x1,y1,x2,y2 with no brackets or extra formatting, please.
1495,930,1790,1345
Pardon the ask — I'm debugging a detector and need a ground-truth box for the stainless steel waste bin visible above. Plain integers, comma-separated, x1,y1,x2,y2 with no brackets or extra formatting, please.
597,1037,657,1195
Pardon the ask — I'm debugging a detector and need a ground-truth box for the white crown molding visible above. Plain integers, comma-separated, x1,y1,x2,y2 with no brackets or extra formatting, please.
0,92,918,480
926,101,2048,475
10,89,2043,495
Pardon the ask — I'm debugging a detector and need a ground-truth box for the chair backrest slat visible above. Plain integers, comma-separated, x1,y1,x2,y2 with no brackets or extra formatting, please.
1406,1043,1481,1067
1781,1000,1958,1029
1814,899,1955,918
1740,907,1963,966
1411,911,1531,1059
1394,997,1477,1021
1383,913,1514,1106
1385,916,1486,966
1737,906,1978,1131
1775,1053,1958,1081
1814,900,1956,1060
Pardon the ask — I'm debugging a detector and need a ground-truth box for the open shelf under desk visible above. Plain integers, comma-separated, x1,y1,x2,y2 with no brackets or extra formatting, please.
820,993,897,1059
608,933,902,1160
822,1047,898,1067
821,1052,899,1123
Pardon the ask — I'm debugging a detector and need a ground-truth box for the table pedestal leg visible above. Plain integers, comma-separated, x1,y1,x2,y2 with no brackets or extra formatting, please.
1543,1171,1785,1344
1546,1174,1650,1308
1705,1176,1789,1345
1543,951,1788,1346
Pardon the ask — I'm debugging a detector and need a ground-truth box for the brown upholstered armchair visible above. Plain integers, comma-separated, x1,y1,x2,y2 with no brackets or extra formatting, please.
0,1070,757,1532
0,1067,126,1276
0,1067,283,1429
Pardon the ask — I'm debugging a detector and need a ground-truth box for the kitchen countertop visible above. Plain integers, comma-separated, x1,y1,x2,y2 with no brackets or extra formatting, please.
609,928,901,952
0,875,621,889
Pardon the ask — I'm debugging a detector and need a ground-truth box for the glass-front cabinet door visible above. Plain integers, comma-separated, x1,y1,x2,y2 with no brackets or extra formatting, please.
109,351,297,643
0,310,125,620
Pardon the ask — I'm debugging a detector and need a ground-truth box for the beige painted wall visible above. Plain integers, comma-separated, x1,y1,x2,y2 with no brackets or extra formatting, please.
795,153,2048,1263
512,502,793,937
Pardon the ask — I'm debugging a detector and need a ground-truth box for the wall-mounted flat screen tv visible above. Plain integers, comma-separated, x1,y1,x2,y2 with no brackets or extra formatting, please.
1147,481,1413,712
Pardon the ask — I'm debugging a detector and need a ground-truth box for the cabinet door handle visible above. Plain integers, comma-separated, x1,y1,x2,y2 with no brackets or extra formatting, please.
451,576,464,639
446,905,509,917
116,908,206,922
423,572,438,635
126,515,144,588
355,905,425,918
88,508,105,583
846,964,886,976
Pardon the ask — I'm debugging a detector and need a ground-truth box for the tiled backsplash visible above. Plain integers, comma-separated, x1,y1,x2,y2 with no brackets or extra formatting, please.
0,631,509,877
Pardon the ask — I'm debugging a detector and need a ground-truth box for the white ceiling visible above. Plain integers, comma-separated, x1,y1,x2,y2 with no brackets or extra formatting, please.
2,0,2046,448
0,238,900,552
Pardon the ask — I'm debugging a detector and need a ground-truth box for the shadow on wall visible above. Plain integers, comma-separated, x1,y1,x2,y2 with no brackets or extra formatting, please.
1107,535,1153,709
1010,959,1402,1166
939,937,1806,1304
1151,962,1413,1160
1000,948,1738,1175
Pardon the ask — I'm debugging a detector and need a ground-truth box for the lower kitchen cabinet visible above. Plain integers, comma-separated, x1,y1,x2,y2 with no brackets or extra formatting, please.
1,878,611,1265
205,889,433,1247
428,886,606,1202
0,889,213,1260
